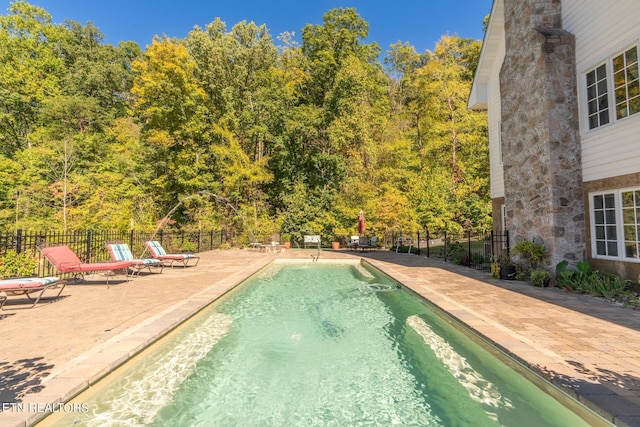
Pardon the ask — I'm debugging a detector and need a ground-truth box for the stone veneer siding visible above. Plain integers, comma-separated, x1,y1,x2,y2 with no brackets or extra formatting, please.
499,0,585,269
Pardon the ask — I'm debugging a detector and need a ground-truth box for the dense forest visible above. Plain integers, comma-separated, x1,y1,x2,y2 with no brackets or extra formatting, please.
0,1,489,244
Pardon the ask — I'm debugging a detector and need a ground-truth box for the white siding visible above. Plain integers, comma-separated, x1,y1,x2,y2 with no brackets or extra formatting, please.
489,40,505,198
563,0,640,182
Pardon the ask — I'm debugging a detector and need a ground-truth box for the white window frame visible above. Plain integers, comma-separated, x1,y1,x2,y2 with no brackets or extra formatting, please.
612,45,640,120
583,41,640,133
585,63,610,130
590,187,640,262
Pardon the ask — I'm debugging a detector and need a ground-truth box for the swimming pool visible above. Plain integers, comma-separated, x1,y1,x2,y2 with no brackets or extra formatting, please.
50,260,601,426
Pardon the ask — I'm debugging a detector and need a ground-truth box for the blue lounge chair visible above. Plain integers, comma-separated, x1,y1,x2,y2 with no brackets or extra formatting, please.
144,241,200,267
107,243,164,276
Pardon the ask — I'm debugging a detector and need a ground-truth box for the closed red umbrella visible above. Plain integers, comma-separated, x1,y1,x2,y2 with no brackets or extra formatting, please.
357,210,365,234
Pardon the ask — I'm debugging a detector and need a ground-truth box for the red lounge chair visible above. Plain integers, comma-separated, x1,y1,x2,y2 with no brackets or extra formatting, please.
40,245,136,285
0,277,65,309
144,241,200,267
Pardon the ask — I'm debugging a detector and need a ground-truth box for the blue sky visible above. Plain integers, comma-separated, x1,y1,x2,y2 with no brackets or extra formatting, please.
2,0,492,55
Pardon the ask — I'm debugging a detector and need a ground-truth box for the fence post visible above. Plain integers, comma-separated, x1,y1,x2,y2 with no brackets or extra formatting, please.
505,229,510,258
467,231,472,268
444,231,448,262
198,230,202,253
491,230,495,261
15,229,22,253
417,231,420,255
426,228,430,258
86,229,92,263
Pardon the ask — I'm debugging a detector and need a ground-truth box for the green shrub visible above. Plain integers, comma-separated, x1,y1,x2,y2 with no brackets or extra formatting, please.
470,252,490,265
554,259,633,302
446,242,468,265
555,260,586,291
530,269,551,287
512,241,548,264
0,250,37,278
179,241,197,252
513,241,548,276
590,271,630,300
490,262,500,279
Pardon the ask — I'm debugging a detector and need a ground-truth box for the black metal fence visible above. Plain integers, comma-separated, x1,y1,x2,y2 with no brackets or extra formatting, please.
0,229,223,278
383,230,510,272
1,226,511,278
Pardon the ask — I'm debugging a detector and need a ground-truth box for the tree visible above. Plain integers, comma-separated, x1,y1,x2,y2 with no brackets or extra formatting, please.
301,8,379,106
411,36,489,233
26,94,106,231
0,3,492,241
59,20,141,120
385,41,423,114
0,1,66,155
131,36,213,216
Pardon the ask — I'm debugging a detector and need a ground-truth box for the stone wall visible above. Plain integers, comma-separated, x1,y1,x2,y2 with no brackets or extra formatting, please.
500,0,585,268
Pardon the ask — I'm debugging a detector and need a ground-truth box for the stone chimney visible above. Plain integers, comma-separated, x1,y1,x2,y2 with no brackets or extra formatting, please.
499,0,585,268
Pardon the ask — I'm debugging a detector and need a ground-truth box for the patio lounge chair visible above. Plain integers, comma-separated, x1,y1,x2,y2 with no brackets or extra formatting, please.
106,243,164,276
0,276,65,309
144,241,200,267
40,244,135,285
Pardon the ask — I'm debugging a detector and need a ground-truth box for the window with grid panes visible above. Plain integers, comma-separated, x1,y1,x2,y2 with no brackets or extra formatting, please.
586,64,610,129
593,193,618,257
613,46,640,120
622,190,640,259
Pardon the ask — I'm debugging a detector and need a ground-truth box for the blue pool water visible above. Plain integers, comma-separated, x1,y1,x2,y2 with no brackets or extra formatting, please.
52,261,597,426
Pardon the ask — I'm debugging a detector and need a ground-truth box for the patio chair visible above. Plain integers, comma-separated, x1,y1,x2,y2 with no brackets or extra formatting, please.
39,244,135,285
303,235,321,249
106,243,164,276
0,276,65,309
357,236,370,251
344,236,357,251
360,236,378,251
396,236,413,254
144,241,200,267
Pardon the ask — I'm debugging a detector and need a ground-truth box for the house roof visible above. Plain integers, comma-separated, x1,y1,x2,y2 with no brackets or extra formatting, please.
468,0,504,110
